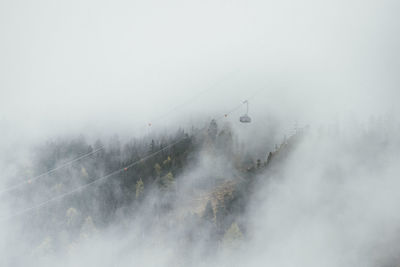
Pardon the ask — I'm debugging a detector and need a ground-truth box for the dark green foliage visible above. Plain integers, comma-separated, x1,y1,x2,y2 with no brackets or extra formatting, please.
12,119,297,248
266,152,273,165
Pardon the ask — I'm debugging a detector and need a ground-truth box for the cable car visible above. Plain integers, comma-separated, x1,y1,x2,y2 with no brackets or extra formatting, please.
239,100,252,123
240,114,252,123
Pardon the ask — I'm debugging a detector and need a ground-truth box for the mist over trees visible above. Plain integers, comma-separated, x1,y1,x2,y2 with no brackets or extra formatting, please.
2,115,400,267
1,0,399,264
1,117,304,264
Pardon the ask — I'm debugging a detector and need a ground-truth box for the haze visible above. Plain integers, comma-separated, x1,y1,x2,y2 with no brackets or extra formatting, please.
1,0,400,266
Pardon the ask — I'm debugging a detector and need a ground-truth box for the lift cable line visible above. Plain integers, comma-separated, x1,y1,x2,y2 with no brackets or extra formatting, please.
143,69,240,129
0,138,184,222
226,88,263,119
0,93,260,222
0,146,105,195
0,72,239,196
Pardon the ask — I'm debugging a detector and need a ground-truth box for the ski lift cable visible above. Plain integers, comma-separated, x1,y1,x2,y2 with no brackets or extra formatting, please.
145,69,240,127
0,147,105,196
0,72,240,195
1,91,261,221
223,88,263,119
0,138,184,222
244,100,249,114
227,88,263,116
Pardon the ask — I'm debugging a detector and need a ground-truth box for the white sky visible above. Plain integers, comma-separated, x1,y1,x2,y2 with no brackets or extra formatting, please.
0,0,399,139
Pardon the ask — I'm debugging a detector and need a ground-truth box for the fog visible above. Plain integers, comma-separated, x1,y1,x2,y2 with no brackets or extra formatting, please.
1,0,400,266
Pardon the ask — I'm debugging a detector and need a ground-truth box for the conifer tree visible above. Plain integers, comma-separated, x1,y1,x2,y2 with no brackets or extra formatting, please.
208,119,218,141
136,178,144,200
222,222,243,248
203,200,214,223
154,163,162,177
158,172,175,191
215,198,226,235
80,216,97,240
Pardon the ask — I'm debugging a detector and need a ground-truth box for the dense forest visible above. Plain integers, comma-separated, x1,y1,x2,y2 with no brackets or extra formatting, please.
2,116,400,267
2,119,305,263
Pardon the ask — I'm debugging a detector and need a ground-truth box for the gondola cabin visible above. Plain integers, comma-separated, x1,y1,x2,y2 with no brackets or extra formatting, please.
240,114,252,123
239,100,252,123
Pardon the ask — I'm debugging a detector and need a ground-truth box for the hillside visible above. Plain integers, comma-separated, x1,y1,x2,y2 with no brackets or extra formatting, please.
1,119,304,261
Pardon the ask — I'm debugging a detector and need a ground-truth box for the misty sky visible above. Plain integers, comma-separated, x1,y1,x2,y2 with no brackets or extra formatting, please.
1,1,400,266
1,0,399,139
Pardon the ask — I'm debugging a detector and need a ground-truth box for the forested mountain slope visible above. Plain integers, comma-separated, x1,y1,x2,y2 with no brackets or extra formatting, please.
2,119,304,261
